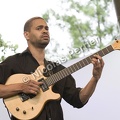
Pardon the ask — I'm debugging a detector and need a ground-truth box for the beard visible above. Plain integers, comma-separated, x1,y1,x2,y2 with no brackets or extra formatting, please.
28,33,50,48
30,38,50,48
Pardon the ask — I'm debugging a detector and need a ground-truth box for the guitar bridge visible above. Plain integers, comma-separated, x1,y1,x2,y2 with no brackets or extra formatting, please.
38,78,49,92
19,93,36,102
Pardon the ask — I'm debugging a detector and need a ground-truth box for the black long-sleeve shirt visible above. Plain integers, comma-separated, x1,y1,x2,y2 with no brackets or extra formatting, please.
0,48,86,120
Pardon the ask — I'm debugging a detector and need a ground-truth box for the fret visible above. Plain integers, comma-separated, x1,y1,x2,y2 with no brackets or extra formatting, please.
106,47,109,53
65,68,71,75
75,63,80,70
101,50,105,56
59,69,66,78
107,45,114,53
62,68,72,77
89,55,93,61
83,58,89,65
53,72,60,82
103,48,109,55
52,68,70,84
97,50,105,57
70,65,76,72
57,71,63,80
47,72,61,86
77,61,83,68
62,68,69,76
46,77,52,86
74,63,80,71
49,75,56,85
68,66,74,73
48,73,59,85
86,57,91,63
74,64,78,71
84,58,89,64
82,60,86,66
79,60,85,67
46,44,115,87
97,50,103,56
65,67,72,75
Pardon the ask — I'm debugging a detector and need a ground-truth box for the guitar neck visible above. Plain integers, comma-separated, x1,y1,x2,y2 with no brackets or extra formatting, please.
46,45,114,86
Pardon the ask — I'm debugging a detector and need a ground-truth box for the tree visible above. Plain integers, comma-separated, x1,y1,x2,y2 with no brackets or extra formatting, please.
42,0,118,61
113,0,120,28
0,34,18,62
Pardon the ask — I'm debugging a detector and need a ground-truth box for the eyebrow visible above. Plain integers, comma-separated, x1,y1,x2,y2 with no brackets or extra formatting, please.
36,25,49,28
37,25,48,27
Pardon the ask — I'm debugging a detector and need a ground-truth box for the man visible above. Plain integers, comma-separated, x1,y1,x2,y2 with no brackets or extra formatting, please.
0,17,104,120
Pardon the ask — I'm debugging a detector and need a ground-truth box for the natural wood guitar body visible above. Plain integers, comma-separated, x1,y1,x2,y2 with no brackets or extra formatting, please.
4,66,60,120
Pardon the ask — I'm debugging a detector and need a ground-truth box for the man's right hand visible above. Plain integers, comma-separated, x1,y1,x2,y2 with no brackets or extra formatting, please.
21,80,43,95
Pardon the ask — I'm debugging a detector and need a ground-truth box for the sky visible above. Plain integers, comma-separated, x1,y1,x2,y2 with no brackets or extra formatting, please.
0,0,120,120
0,0,76,57
0,0,118,54
0,0,61,52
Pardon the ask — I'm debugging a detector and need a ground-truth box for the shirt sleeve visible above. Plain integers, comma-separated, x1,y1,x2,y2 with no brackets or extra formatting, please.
51,62,87,108
0,56,15,84
0,63,12,84
62,75,85,108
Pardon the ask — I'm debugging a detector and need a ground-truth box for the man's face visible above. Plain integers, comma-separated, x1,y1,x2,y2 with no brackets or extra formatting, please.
25,19,50,48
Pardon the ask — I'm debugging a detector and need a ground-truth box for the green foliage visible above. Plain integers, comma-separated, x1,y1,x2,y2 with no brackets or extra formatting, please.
0,34,18,62
42,0,118,60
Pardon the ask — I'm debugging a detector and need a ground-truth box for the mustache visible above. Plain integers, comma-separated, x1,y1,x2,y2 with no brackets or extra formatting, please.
42,33,49,35
42,33,50,37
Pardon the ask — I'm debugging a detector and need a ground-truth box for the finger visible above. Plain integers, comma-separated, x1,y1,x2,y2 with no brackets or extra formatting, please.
93,54,103,61
29,80,42,87
29,89,38,95
91,57,99,66
27,81,41,93
91,61,98,69
31,80,43,86
29,86,40,94
91,59,96,65
92,54,104,67
99,57,104,67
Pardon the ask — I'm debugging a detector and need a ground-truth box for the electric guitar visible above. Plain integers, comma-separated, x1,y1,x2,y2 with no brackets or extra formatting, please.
4,40,120,120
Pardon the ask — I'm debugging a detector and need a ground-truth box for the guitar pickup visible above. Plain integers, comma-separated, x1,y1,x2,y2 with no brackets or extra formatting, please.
19,93,30,102
38,78,49,92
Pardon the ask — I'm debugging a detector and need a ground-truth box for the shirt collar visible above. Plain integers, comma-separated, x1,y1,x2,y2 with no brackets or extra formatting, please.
20,47,31,55
20,47,49,66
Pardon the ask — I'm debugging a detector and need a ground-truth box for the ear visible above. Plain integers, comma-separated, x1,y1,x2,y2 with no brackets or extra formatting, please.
24,31,30,41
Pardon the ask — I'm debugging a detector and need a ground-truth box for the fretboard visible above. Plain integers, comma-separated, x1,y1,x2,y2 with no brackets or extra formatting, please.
46,45,114,86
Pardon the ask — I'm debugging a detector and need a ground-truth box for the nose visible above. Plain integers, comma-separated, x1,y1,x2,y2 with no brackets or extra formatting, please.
43,30,47,33
43,27,48,33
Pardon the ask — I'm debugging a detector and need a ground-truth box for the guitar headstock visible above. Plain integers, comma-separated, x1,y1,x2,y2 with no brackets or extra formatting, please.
111,40,120,50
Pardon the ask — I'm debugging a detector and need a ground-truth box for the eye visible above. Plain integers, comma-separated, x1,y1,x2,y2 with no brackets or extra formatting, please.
45,26,49,31
37,26,43,30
